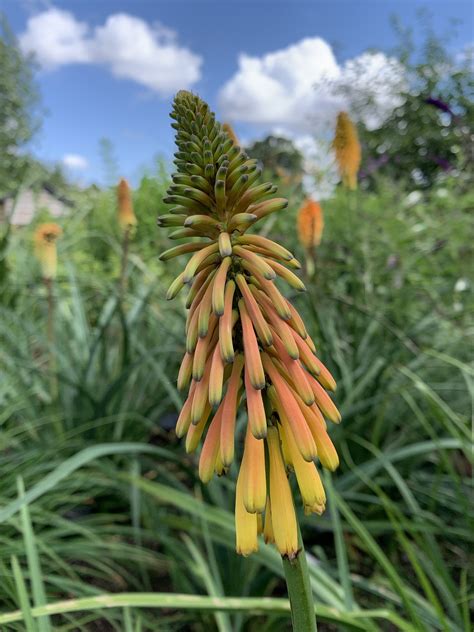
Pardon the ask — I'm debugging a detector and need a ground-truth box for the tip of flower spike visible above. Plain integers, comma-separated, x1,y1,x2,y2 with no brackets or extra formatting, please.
34,223,63,243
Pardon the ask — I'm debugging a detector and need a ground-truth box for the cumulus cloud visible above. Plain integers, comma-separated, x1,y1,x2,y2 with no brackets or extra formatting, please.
219,37,405,133
62,153,88,170
19,8,202,95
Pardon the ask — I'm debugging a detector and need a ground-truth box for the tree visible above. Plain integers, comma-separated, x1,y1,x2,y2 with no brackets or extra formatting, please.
246,135,303,179
358,14,473,188
0,13,41,196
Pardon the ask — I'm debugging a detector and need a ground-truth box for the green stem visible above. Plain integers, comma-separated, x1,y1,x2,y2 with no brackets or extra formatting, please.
119,226,131,303
45,277,59,406
282,534,317,632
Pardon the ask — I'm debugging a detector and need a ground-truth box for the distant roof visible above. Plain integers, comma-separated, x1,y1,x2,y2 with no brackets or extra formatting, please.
0,186,73,226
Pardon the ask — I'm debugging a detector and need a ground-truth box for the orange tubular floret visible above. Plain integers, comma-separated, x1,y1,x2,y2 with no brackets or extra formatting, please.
267,426,298,558
235,464,259,556
186,401,212,453
235,274,273,347
219,280,236,364
262,353,317,462
252,288,298,359
199,404,224,482
209,343,225,406
306,372,341,423
245,364,267,439
191,355,213,423
280,422,326,513
175,381,197,438
220,354,244,466
290,329,321,376
241,424,266,513
304,410,339,471
239,300,266,390
271,332,314,406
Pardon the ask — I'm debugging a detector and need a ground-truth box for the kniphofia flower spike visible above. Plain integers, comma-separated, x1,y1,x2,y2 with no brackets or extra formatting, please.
117,178,137,231
34,223,62,280
332,112,361,190
297,198,324,249
159,91,341,558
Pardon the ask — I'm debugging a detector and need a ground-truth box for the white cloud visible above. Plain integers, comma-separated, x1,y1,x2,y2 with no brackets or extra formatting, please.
219,37,405,133
62,153,88,170
19,8,202,95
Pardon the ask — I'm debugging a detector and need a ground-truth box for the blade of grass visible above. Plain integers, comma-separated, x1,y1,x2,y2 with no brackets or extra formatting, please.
0,443,177,524
334,494,423,629
324,472,354,611
17,476,52,632
11,555,36,632
0,591,411,630
183,536,233,632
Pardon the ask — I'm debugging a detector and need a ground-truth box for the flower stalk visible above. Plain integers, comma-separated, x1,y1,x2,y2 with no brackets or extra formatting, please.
117,178,137,301
282,531,317,632
34,223,62,402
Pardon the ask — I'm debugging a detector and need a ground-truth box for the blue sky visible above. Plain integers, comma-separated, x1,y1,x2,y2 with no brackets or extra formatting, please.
3,0,473,185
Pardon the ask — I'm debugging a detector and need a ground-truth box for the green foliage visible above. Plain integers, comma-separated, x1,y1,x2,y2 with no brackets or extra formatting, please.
359,16,473,188
0,14,41,196
246,135,304,179
0,160,471,629
0,14,472,631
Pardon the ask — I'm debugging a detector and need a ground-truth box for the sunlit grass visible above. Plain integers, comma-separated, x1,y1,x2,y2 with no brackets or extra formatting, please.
0,165,471,630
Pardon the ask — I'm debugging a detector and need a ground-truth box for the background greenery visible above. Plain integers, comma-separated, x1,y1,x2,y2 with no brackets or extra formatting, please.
0,12,472,631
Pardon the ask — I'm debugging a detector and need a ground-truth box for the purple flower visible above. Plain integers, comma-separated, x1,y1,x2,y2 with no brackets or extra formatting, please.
425,97,453,116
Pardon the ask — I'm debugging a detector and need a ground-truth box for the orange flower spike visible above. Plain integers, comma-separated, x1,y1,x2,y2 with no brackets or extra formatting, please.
238,300,266,390
297,198,324,249
235,465,259,556
267,426,298,558
245,364,267,439
117,178,137,231
220,354,245,466
159,93,342,562
262,353,317,461
332,112,361,190
34,223,62,280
